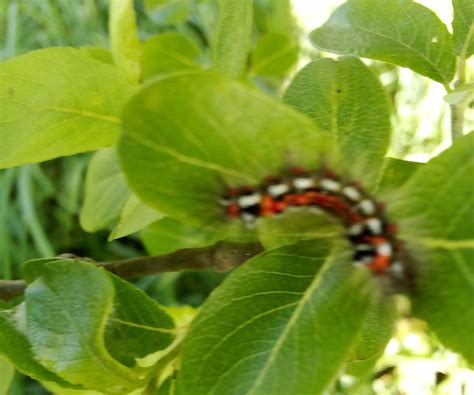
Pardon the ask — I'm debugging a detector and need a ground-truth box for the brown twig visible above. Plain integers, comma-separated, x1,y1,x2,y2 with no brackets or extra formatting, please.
0,241,264,301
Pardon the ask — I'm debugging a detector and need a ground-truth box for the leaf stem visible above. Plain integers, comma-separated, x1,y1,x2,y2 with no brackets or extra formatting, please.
449,24,474,141
0,240,264,301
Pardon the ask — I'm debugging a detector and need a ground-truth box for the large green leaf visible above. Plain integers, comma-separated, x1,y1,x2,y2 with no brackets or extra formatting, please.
80,148,131,232
0,48,132,169
141,32,202,81
284,57,391,182
253,0,295,36
24,259,144,393
177,240,374,395
109,194,163,240
109,0,142,83
0,356,14,395
104,274,175,367
0,304,73,387
390,133,474,363
310,0,456,84
119,71,333,228
212,0,253,77
453,0,474,57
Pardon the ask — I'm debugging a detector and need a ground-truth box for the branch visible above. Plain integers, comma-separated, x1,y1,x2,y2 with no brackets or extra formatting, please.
0,241,264,301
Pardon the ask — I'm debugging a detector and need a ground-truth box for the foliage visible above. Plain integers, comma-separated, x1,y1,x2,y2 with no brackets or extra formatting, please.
0,0,473,394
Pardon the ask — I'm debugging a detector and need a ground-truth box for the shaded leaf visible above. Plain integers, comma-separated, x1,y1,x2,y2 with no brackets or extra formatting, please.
390,133,474,363
212,0,253,77
104,274,175,367
0,48,132,169
177,240,374,395
284,57,391,182
142,32,201,81
109,0,142,83
109,194,163,240
145,0,190,25
141,217,220,255
453,0,474,57
80,148,131,232
310,0,456,83
374,157,422,194
251,33,298,77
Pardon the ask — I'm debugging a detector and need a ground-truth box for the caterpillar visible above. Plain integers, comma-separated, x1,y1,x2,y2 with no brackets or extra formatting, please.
219,166,405,278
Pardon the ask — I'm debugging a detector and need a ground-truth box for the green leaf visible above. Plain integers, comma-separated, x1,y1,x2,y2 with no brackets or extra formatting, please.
251,33,298,77
0,356,14,395
0,48,132,169
119,71,333,228
212,0,253,77
80,148,131,233
0,304,73,387
145,0,190,25
453,0,474,57
109,194,163,240
141,32,201,81
141,217,220,255
310,0,456,84
374,157,422,194
390,133,474,363
109,0,142,83
24,259,144,392
104,274,175,367
284,57,391,181
177,240,375,395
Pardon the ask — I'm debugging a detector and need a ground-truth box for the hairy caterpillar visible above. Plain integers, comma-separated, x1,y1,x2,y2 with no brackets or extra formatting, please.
220,166,405,278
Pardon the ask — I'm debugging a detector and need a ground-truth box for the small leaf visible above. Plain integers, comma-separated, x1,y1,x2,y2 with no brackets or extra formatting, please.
80,148,131,233
109,194,163,240
212,0,253,77
251,33,298,77
109,0,142,83
119,72,332,228
25,259,144,392
310,0,456,84
443,82,474,105
453,0,474,57
141,217,221,255
0,48,132,169
284,57,391,181
141,32,202,81
390,133,474,363
0,304,73,387
104,274,175,367
145,0,190,25
177,240,374,395
0,356,14,395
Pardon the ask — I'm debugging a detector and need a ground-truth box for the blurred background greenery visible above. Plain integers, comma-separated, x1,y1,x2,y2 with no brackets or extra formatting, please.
0,0,472,394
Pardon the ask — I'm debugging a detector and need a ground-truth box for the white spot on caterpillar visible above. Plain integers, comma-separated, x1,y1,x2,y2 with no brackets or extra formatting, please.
268,183,289,197
342,186,361,202
241,212,256,226
357,199,376,215
377,242,392,257
238,193,261,208
293,177,314,190
365,218,383,235
388,261,404,278
348,223,364,236
320,178,341,192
